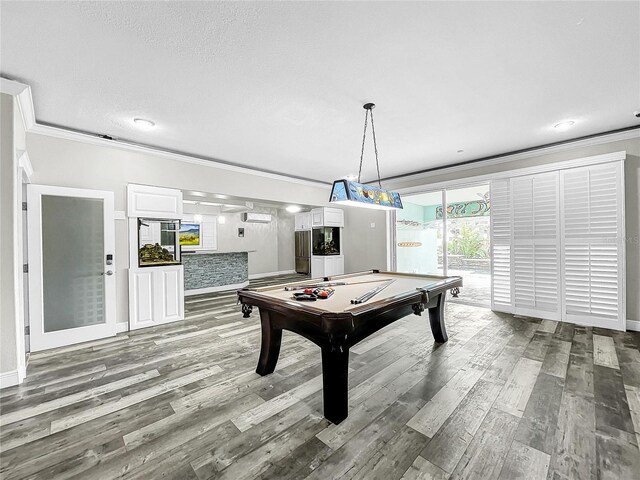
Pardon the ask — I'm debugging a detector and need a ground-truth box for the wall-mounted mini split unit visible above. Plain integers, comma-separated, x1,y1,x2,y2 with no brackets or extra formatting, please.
241,212,272,223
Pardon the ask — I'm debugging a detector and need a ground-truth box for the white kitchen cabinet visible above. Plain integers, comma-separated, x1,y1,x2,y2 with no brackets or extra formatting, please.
127,184,183,219
129,265,184,330
311,255,344,278
311,207,344,227
295,212,312,231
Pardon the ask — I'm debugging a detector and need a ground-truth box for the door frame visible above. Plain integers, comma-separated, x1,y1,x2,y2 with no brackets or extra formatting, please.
27,184,117,351
14,150,33,383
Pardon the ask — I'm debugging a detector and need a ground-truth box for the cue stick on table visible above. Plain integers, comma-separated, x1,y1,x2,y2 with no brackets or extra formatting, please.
350,279,396,304
283,279,391,291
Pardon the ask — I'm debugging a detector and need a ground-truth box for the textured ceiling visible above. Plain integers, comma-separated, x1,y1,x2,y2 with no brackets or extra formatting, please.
1,1,639,183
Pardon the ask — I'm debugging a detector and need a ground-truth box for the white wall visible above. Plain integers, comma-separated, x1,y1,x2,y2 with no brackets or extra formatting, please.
383,136,640,327
1,94,17,381
342,207,388,274
0,93,26,387
26,132,330,327
277,212,295,272
183,204,296,275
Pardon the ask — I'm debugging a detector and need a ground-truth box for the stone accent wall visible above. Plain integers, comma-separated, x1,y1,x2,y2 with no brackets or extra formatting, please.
183,252,248,291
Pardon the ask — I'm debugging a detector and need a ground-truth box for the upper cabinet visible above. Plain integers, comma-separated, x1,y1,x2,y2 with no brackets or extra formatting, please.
127,184,183,219
311,207,344,228
294,212,313,231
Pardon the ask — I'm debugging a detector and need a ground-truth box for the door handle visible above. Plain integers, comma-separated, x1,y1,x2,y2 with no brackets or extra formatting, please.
102,270,114,276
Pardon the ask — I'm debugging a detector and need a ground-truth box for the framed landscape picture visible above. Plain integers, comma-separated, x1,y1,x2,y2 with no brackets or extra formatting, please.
179,223,201,246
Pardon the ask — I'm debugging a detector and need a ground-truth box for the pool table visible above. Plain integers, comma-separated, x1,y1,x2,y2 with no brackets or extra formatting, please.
237,270,463,424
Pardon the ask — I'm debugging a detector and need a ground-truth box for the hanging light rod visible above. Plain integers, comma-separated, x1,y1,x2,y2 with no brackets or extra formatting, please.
329,102,403,210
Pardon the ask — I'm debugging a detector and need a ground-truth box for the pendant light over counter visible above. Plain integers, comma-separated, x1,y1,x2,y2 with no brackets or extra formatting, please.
329,103,403,210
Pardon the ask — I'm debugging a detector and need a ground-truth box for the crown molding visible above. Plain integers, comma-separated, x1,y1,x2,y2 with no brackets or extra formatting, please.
29,123,329,188
380,126,640,188
2,75,328,188
396,150,627,195
6,75,637,190
0,78,36,131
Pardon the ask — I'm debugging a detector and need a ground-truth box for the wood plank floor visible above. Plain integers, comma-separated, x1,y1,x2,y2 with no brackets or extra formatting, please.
1,273,639,479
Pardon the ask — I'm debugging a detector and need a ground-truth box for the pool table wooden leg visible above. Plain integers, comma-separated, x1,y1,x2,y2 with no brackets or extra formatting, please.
428,292,448,343
256,310,282,376
321,346,349,425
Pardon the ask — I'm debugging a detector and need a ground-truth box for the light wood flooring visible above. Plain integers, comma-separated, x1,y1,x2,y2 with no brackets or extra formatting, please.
1,273,639,479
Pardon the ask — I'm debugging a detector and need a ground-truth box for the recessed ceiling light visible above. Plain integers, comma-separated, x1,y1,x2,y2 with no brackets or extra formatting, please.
183,200,198,205
554,120,575,131
133,118,155,130
286,205,302,213
199,201,222,206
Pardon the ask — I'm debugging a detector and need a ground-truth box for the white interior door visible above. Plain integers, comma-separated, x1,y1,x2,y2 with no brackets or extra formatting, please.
27,185,117,351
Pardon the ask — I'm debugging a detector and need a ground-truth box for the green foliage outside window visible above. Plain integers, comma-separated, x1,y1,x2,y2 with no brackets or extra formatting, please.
448,223,488,258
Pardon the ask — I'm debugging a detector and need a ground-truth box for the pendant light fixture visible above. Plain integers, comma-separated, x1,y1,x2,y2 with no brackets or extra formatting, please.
329,103,403,210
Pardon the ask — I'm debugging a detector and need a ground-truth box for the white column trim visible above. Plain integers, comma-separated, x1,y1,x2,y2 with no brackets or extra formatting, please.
0,78,35,130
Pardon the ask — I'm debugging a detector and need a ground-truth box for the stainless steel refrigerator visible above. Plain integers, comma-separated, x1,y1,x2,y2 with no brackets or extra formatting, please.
295,231,310,274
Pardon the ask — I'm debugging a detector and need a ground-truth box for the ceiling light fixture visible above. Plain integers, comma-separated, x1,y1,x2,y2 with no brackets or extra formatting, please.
133,118,155,130
286,205,302,213
554,120,575,131
329,103,403,210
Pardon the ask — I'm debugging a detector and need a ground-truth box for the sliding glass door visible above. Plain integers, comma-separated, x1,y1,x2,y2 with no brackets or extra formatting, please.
394,183,490,306
444,184,491,306
395,191,444,275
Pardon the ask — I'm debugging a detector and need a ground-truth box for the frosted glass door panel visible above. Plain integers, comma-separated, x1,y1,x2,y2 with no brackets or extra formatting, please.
41,195,105,332
395,191,444,275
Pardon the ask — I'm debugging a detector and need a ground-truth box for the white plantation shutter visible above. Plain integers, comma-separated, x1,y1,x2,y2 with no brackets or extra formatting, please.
561,161,625,330
490,179,513,312
511,172,561,321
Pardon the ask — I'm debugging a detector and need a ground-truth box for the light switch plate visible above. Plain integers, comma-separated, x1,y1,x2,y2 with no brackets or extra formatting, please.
370,222,376,228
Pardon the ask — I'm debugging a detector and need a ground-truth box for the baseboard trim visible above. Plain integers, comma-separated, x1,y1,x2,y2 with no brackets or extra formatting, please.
116,323,129,334
248,270,297,280
0,370,23,389
627,319,640,332
185,281,249,296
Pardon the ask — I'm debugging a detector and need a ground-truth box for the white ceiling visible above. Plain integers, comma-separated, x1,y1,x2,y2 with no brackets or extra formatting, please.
182,190,318,212
1,1,639,183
